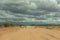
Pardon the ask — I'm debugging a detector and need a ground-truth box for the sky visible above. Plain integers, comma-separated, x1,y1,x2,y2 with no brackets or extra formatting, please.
0,0,60,24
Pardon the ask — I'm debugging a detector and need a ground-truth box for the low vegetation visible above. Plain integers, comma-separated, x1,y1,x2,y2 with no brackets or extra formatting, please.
0,22,60,29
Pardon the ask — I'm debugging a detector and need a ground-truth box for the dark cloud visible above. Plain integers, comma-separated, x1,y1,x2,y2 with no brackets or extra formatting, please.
0,0,60,24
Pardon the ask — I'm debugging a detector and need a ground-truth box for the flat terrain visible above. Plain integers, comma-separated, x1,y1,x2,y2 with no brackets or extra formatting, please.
0,26,60,40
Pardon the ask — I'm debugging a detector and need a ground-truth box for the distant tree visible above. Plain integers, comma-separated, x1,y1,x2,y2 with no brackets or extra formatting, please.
3,22,14,27
0,25,2,27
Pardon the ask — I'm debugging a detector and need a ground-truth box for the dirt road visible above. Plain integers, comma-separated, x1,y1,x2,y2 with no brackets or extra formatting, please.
0,27,60,40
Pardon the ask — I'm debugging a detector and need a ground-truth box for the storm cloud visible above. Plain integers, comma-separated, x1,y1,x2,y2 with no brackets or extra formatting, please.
0,0,60,24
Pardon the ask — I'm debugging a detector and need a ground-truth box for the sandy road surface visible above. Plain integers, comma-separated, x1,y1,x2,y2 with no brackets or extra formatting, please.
0,27,60,40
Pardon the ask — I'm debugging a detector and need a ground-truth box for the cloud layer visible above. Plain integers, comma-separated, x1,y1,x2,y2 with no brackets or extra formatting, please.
0,0,60,24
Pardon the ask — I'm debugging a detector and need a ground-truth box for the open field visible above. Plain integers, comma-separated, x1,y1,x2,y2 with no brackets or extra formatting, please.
0,26,60,40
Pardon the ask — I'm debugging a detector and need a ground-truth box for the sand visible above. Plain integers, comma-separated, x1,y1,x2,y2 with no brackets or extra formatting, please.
0,26,60,40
